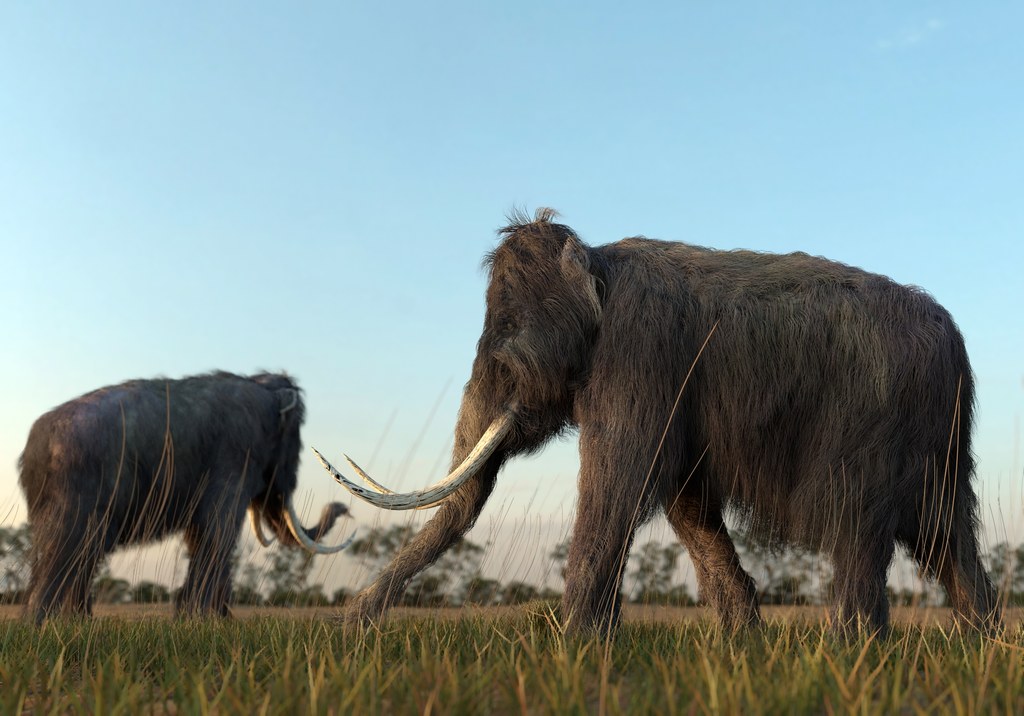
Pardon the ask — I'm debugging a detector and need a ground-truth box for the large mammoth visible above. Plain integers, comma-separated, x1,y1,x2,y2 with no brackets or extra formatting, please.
317,209,999,636
19,371,353,622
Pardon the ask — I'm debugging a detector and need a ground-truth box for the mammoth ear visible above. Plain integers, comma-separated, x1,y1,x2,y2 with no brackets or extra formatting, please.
560,237,602,320
275,387,304,431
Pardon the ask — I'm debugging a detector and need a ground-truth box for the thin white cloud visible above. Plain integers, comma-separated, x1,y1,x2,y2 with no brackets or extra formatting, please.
876,18,945,50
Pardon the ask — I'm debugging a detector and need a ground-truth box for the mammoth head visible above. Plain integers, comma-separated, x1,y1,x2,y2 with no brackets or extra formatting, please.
247,373,355,554
249,373,306,480
313,209,605,511
474,208,603,422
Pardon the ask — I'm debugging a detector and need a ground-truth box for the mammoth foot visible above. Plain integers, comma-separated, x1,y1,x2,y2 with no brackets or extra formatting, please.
558,596,623,638
336,591,391,628
714,609,763,634
703,593,763,633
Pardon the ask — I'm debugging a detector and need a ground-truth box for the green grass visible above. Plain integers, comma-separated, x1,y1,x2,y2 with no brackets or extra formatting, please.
1,606,1023,714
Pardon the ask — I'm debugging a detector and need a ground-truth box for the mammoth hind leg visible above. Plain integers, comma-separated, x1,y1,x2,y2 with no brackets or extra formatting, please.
828,517,897,637
664,491,761,631
901,508,1001,633
26,506,107,623
929,538,1000,632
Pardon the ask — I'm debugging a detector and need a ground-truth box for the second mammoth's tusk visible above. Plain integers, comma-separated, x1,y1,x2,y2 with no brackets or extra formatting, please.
283,498,356,554
249,506,275,547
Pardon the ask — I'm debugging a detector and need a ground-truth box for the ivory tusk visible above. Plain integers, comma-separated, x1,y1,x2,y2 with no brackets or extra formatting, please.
312,410,513,510
249,506,275,547
344,455,396,494
283,498,356,554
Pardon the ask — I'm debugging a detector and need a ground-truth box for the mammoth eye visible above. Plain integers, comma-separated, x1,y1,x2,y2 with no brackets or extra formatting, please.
496,315,517,334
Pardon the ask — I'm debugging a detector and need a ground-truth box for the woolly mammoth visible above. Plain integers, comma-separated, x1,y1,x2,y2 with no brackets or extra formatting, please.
19,371,353,622
316,209,999,635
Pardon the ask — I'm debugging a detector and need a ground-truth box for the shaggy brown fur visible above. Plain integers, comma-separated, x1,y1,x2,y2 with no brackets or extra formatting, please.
343,209,999,636
18,371,346,622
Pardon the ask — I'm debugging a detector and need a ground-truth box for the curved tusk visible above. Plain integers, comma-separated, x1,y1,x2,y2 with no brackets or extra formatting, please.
249,506,275,547
283,498,356,554
345,456,395,494
346,455,442,511
312,410,513,510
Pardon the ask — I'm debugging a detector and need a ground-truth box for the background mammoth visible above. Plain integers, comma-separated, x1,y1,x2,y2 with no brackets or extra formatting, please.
318,209,999,636
19,371,352,622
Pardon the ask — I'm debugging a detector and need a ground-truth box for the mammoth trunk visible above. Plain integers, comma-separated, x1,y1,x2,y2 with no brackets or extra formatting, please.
380,409,507,597
440,396,511,510
260,498,342,547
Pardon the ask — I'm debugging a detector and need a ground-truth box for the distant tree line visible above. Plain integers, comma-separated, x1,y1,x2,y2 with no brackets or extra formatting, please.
3,523,1024,609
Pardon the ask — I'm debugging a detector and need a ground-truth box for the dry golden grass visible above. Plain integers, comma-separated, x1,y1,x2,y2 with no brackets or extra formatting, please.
2,604,1024,713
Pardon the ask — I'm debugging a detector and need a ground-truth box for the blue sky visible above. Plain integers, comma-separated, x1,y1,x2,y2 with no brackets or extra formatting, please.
1,2,1022,594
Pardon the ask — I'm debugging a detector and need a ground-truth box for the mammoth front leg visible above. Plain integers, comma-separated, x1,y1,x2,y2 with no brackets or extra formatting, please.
344,462,498,624
562,424,666,635
177,511,244,618
664,490,761,630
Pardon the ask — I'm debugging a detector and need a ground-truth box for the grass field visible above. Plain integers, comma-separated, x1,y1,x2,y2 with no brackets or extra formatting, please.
1,605,1023,714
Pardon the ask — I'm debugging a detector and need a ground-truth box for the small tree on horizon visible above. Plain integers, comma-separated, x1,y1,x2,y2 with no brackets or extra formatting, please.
0,525,31,602
987,541,1024,605
463,576,502,606
93,569,132,604
548,539,569,584
131,580,171,604
731,529,824,606
232,542,267,606
629,541,692,605
500,581,540,605
350,525,487,606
